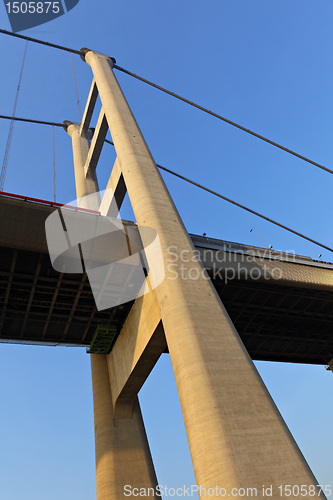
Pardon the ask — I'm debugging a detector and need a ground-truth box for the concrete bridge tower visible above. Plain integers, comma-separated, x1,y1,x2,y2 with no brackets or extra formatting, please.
61,48,323,500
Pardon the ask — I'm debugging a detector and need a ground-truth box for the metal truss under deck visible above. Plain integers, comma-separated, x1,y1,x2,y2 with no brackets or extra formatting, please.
0,245,133,347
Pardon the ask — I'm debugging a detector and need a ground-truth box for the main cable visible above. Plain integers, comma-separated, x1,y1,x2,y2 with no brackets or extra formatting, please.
1,28,332,176
0,114,64,127
156,164,333,253
0,29,82,55
104,139,333,254
113,65,333,177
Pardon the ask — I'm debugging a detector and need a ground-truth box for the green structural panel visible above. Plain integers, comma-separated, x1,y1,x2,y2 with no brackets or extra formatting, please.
87,325,117,354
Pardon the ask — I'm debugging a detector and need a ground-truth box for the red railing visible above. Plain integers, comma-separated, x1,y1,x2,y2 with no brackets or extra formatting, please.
0,191,101,214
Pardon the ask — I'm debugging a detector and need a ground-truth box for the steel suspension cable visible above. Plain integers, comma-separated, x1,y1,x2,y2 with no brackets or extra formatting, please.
104,139,333,254
1,29,332,176
0,40,28,191
0,29,82,55
52,125,56,202
0,114,64,127
0,112,330,253
69,51,82,121
113,65,333,177
156,164,333,253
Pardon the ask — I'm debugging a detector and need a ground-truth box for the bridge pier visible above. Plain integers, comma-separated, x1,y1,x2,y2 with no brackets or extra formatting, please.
91,354,158,500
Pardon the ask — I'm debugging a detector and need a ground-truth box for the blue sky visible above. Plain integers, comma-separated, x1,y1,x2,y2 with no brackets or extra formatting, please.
0,1,333,498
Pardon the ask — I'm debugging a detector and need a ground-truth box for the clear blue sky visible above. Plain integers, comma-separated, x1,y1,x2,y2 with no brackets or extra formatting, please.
0,1,333,498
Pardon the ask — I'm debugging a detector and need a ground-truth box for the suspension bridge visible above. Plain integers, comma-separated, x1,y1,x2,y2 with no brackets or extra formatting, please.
0,31,332,500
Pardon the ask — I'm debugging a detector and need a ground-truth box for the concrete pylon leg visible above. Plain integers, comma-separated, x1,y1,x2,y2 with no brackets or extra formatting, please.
65,122,100,210
65,121,158,498
91,354,158,500
81,49,323,498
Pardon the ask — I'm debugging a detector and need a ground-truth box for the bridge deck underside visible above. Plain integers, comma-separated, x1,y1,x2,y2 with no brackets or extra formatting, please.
0,244,332,365
1,195,332,364
213,279,333,365
0,246,133,349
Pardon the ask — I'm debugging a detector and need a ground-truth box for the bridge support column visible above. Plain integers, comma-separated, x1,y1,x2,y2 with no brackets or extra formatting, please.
65,121,100,210
65,121,158,499
81,48,323,498
91,354,158,500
